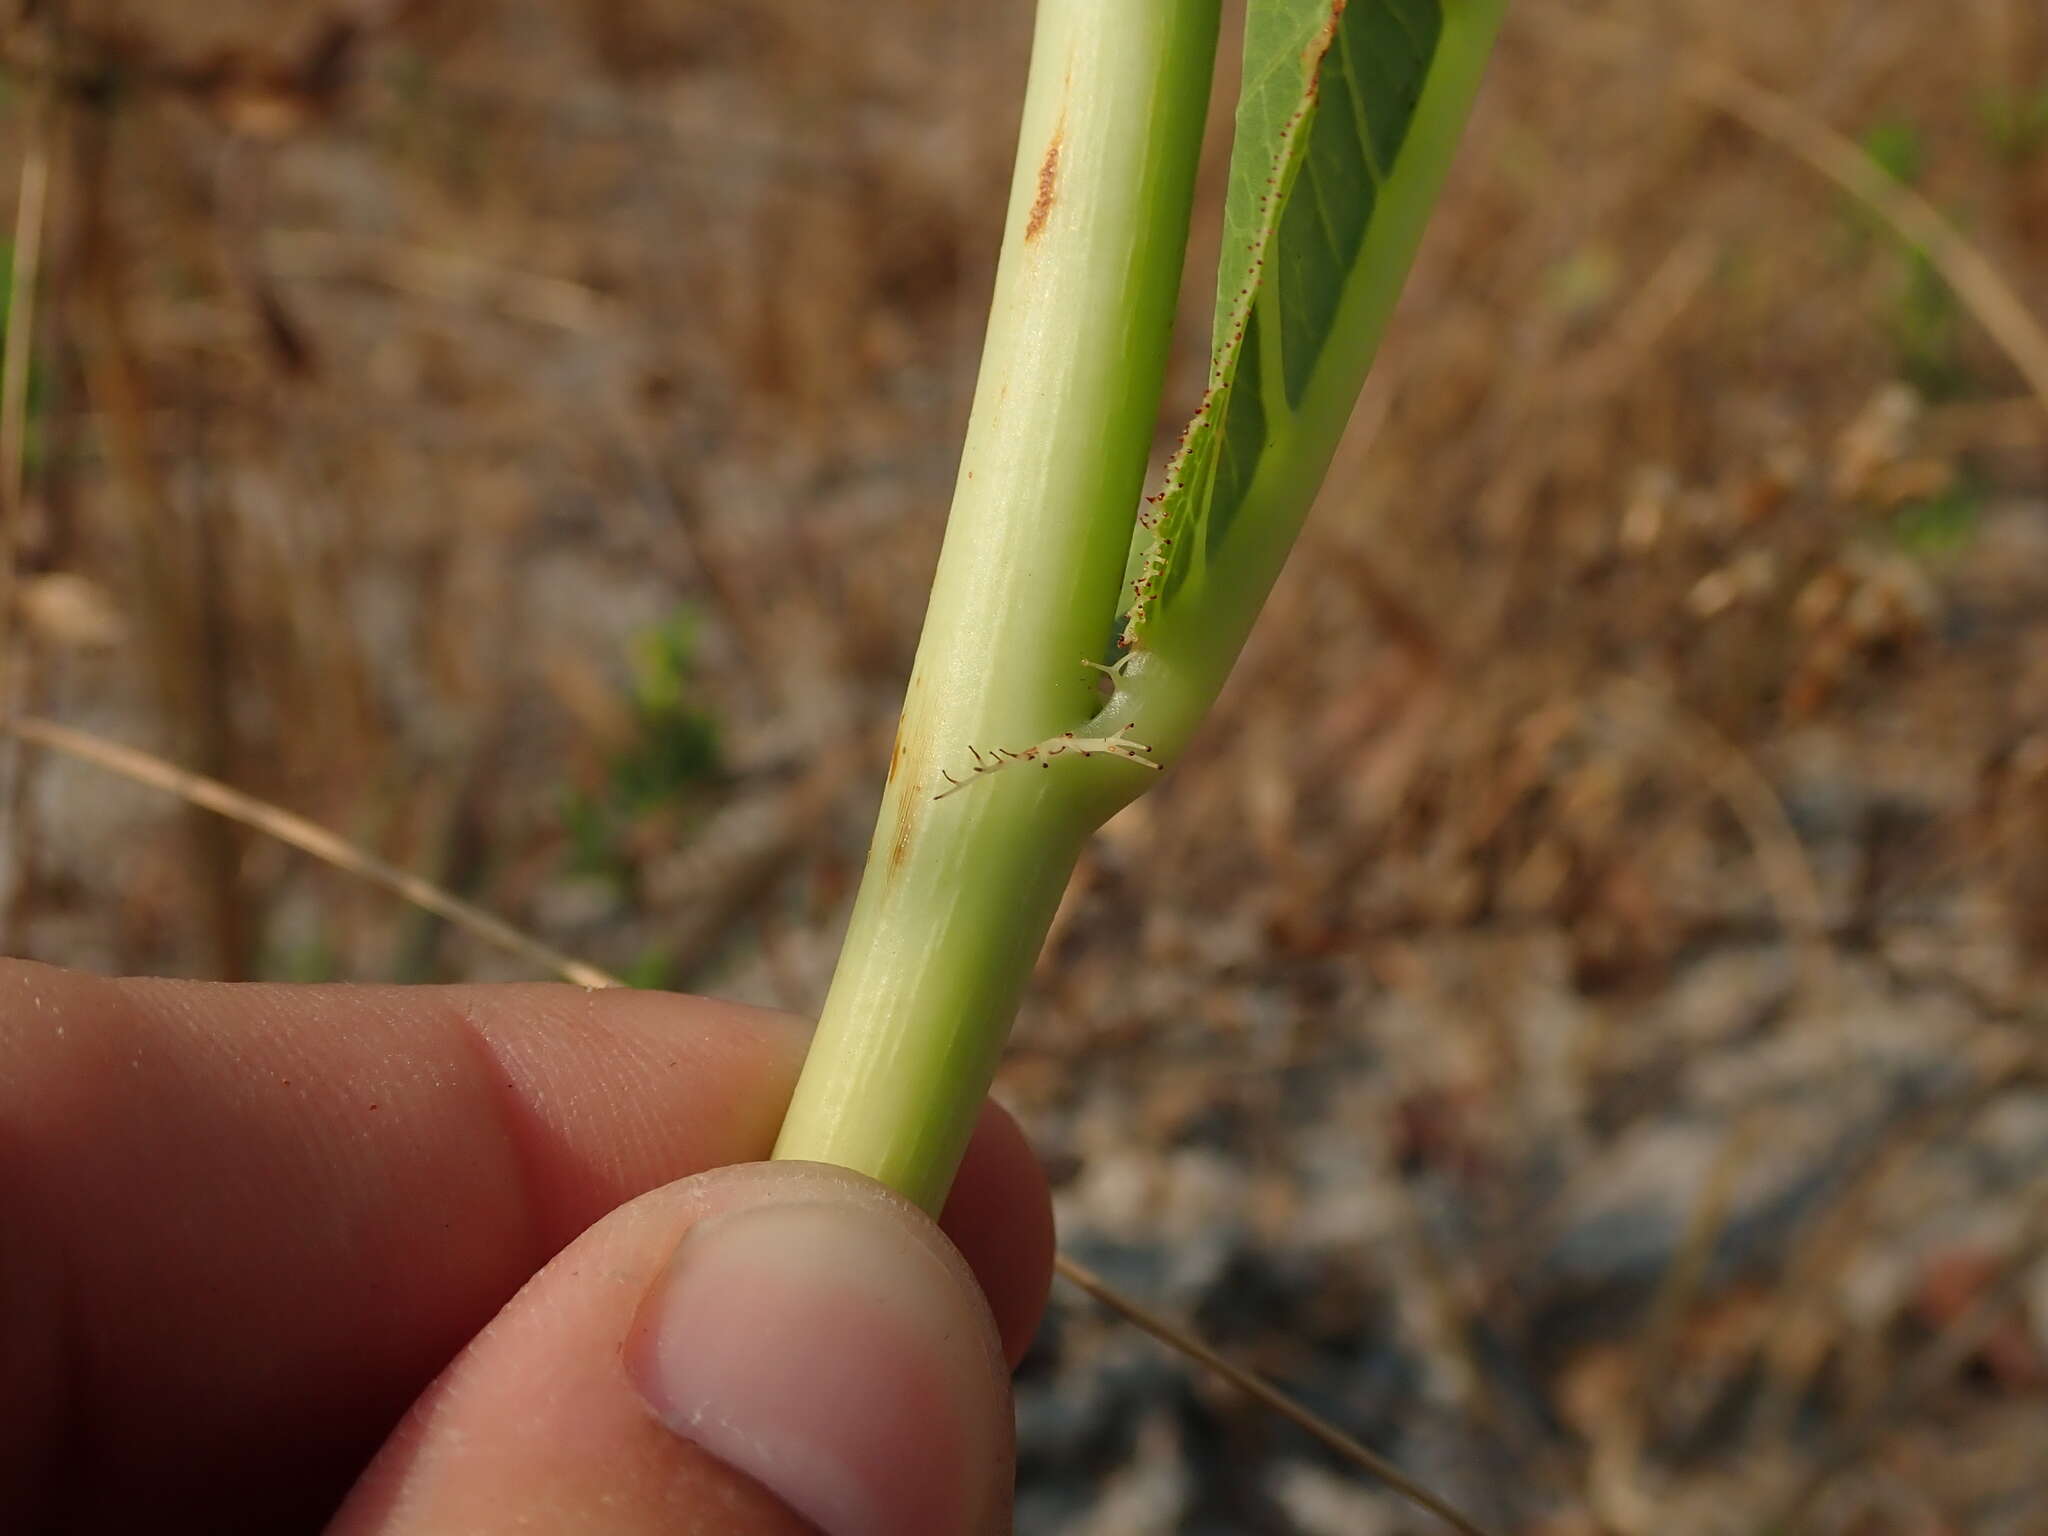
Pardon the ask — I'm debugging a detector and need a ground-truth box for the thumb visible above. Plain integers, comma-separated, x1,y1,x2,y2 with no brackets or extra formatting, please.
330,1161,1016,1535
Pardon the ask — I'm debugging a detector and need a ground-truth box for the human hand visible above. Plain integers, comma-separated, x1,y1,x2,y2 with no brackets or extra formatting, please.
0,961,1054,1533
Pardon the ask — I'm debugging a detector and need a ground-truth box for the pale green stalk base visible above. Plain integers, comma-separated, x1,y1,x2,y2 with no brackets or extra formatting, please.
772,0,1221,1212
775,0,1506,1214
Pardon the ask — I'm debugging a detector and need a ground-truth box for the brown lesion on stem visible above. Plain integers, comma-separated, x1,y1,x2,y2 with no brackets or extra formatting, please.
883,720,907,787
1024,118,1064,242
884,689,926,876
887,804,916,875
883,733,917,869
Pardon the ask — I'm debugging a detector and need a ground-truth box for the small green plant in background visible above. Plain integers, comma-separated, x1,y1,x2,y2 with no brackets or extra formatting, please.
1979,79,2048,161
561,608,721,894
1888,249,1968,398
1853,117,1971,398
770,0,1507,1212
1860,117,1924,186
1891,475,1984,560
269,930,342,985
609,611,721,810
621,941,680,992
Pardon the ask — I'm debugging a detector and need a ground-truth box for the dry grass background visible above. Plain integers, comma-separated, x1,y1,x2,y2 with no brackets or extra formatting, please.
3,1,2048,1531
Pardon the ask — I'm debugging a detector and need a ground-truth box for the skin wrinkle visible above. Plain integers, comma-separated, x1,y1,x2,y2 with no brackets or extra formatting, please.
460,987,807,1254
449,995,557,1279
293,1001,513,1376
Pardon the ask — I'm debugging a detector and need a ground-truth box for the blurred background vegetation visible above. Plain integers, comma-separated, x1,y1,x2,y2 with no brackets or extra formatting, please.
2,1,2046,1531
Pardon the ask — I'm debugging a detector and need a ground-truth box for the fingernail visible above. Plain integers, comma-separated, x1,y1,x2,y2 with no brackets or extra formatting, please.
626,1197,1006,1536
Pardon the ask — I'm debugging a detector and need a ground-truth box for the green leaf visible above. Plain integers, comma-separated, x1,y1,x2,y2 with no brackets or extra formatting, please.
1123,0,1495,648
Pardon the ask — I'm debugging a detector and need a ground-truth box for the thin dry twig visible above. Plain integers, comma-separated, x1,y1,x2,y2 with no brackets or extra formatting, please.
1687,62,2048,420
1548,12,2048,420
5,711,1495,1531
1053,1253,1496,1536
3,714,619,989
262,230,627,337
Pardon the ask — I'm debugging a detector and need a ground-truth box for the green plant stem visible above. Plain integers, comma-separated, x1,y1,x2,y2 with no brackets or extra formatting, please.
772,0,1220,1211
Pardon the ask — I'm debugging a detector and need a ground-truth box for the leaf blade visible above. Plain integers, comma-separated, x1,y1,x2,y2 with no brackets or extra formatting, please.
1122,0,1470,647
